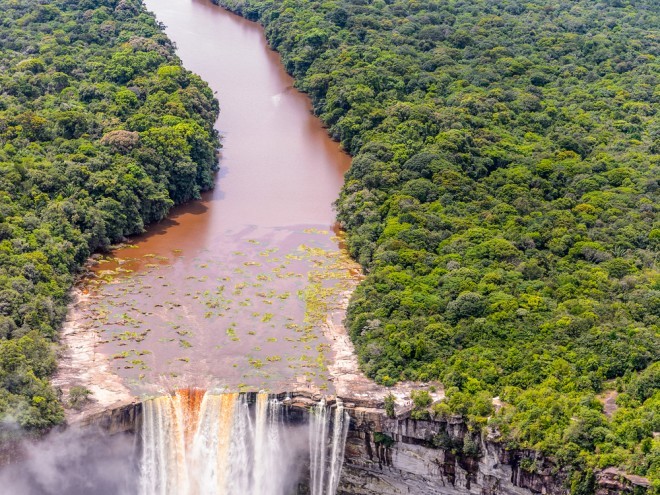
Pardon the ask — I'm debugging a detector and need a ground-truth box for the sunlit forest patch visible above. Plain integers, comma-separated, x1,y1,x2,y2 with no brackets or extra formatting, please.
0,0,219,429
217,0,659,487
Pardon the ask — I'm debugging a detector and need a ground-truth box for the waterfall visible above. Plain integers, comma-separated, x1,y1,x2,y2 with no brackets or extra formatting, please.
327,399,350,494
309,398,350,495
139,390,349,495
140,394,189,494
309,398,329,495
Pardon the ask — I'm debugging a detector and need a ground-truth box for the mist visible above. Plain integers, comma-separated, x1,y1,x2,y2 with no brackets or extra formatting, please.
0,426,138,495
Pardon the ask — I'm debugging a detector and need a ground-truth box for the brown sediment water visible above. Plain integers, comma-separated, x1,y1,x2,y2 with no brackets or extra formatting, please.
98,0,351,271
72,0,359,394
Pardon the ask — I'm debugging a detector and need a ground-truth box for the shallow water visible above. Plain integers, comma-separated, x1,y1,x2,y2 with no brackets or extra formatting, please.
78,0,355,393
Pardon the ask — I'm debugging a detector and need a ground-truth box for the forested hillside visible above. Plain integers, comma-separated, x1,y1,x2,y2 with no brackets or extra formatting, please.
0,0,218,428
217,0,659,488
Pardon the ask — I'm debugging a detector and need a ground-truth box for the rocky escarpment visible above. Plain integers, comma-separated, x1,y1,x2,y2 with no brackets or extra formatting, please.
82,393,650,495
75,400,142,435
338,404,567,495
337,402,650,495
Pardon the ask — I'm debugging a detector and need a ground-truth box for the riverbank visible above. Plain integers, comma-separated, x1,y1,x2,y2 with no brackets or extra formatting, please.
51,286,136,423
53,0,362,420
0,0,218,431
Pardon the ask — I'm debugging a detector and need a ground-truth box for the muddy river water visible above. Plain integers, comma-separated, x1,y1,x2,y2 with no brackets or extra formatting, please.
75,0,358,395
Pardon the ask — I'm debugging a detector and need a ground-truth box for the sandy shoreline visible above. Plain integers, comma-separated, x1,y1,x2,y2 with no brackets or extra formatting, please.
51,287,136,423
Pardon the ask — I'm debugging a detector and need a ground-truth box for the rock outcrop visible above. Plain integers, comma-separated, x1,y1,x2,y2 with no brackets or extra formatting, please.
80,393,650,495
596,468,652,495
338,405,568,495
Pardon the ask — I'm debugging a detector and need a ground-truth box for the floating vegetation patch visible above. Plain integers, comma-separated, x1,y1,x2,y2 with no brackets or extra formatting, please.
85,228,360,391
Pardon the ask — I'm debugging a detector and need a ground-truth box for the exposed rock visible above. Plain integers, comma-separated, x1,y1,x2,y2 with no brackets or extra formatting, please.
596,468,651,495
76,393,651,495
76,401,143,435
51,288,136,425
598,391,619,420
338,408,569,495
322,279,443,409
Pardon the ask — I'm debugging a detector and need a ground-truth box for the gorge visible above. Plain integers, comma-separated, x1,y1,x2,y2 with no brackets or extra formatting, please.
0,0,656,492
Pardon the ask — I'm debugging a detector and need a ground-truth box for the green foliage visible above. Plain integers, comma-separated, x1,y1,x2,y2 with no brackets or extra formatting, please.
373,431,395,448
218,0,659,484
410,389,432,419
629,363,660,402
432,431,462,452
437,387,494,426
0,332,63,428
411,389,432,409
462,435,480,458
570,470,596,495
68,386,92,410
384,392,396,418
0,0,219,429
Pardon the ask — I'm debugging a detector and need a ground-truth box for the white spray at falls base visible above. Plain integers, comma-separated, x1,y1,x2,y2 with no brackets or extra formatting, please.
139,390,350,495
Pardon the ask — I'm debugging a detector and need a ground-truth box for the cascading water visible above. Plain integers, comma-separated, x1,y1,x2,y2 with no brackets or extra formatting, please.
309,398,350,495
309,399,329,495
327,399,350,494
139,389,349,495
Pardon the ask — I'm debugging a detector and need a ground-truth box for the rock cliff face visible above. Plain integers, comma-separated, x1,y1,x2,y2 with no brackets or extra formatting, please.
81,394,649,495
77,401,142,435
336,402,649,495
338,404,568,495
595,468,652,495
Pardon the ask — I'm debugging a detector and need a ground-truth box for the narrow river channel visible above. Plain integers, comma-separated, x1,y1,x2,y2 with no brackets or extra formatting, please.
73,0,357,395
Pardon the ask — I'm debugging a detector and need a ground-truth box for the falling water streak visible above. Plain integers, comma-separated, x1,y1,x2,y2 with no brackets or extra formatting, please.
140,397,188,495
309,399,329,495
216,393,237,492
189,392,238,493
227,394,250,494
173,396,190,495
176,388,206,447
262,397,284,492
252,393,268,493
140,391,349,495
308,399,351,495
327,399,350,494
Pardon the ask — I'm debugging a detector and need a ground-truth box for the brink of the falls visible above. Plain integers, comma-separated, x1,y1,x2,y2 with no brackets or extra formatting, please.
139,389,349,495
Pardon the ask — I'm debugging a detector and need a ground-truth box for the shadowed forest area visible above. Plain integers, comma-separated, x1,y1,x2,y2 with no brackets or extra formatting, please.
215,0,659,489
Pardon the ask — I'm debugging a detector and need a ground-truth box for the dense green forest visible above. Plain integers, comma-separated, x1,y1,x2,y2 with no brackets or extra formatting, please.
217,0,659,488
0,0,218,428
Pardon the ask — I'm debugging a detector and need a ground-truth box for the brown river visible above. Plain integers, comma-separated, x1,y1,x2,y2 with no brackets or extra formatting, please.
76,0,357,395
